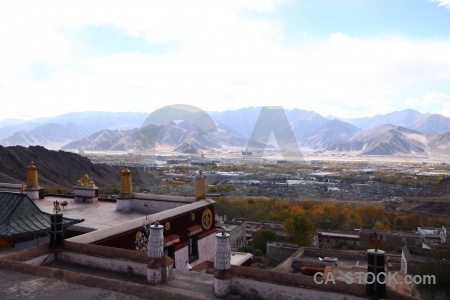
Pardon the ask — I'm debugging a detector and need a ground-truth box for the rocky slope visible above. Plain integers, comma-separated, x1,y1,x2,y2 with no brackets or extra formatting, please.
327,125,430,155
0,145,155,189
62,121,248,153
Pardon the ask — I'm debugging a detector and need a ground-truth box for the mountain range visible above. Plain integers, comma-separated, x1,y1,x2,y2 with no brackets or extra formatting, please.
2,108,450,156
0,112,148,148
0,145,155,189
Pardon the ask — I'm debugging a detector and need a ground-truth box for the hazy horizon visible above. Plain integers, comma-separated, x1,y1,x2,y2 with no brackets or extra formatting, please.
0,106,445,123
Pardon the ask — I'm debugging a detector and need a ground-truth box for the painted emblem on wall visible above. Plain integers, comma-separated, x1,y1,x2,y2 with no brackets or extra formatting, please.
191,213,196,221
135,225,149,252
165,222,171,231
201,208,213,230
135,217,150,252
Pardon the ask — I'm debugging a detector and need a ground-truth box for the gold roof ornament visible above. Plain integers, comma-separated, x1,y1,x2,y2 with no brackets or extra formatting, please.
27,161,37,171
26,161,38,187
119,166,133,194
83,174,90,186
195,169,206,200
120,165,132,175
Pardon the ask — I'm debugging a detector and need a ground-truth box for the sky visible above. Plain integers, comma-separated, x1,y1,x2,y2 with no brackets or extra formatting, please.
1,0,450,121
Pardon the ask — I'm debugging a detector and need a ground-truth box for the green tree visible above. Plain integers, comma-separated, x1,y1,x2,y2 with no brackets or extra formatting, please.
414,248,450,300
283,216,317,246
252,228,278,254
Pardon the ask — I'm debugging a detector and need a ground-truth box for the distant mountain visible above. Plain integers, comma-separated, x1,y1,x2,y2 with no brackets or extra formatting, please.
62,121,248,153
61,129,134,151
343,109,450,134
0,122,43,140
208,107,328,138
0,145,155,189
0,123,92,149
429,131,450,153
47,111,148,131
0,112,149,149
328,125,430,155
208,107,263,138
299,119,361,148
2,108,450,156
0,118,31,128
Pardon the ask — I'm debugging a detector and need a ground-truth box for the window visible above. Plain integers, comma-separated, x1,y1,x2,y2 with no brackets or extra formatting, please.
189,235,199,263
164,246,176,268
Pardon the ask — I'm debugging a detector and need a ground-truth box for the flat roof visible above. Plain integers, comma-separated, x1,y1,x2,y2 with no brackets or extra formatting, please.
230,251,253,266
34,196,148,231
302,254,368,269
67,198,215,244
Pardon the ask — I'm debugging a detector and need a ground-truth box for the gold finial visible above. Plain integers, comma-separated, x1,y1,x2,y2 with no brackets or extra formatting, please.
119,165,133,194
195,170,206,200
83,174,89,186
26,161,38,187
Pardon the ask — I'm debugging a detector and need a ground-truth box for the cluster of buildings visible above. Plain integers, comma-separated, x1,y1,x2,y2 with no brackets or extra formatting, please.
0,161,448,299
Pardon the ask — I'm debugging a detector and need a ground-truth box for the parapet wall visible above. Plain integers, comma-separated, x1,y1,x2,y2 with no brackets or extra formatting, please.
266,242,302,266
116,197,191,213
59,251,148,277
229,265,366,298
304,247,367,260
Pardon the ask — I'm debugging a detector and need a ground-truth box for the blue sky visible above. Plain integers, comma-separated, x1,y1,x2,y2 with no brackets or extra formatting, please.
1,0,450,120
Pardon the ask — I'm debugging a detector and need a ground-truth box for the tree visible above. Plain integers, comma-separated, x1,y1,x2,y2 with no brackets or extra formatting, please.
355,206,385,228
414,248,450,300
252,228,278,254
387,212,397,227
372,220,385,230
283,216,317,246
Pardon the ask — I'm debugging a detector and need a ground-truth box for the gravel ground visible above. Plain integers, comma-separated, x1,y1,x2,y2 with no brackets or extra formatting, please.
0,269,145,300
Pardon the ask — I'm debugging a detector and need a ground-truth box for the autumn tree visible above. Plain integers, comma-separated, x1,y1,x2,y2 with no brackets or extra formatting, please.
355,205,385,228
283,216,317,246
372,220,386,230
387,212,397,227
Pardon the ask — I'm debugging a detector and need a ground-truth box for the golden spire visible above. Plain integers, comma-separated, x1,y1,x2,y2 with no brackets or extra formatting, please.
26,161,38,187
195,169,206,200
119,165,133,194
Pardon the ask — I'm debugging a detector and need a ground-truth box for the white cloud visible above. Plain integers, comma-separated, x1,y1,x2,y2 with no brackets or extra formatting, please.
431,0,450,9
0,1,450,120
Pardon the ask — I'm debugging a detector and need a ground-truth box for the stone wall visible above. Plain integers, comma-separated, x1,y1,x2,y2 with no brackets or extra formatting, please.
227,221,246,249
174,232,216,269
228,265,417,300
229,265,366,298
0,258,201,300
231,276,366,300
266,242,301,266
116,198,190,213
304,247,367,260
59,251,148,277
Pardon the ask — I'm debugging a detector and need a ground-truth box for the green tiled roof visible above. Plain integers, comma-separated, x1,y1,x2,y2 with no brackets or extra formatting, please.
0,192,82,238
